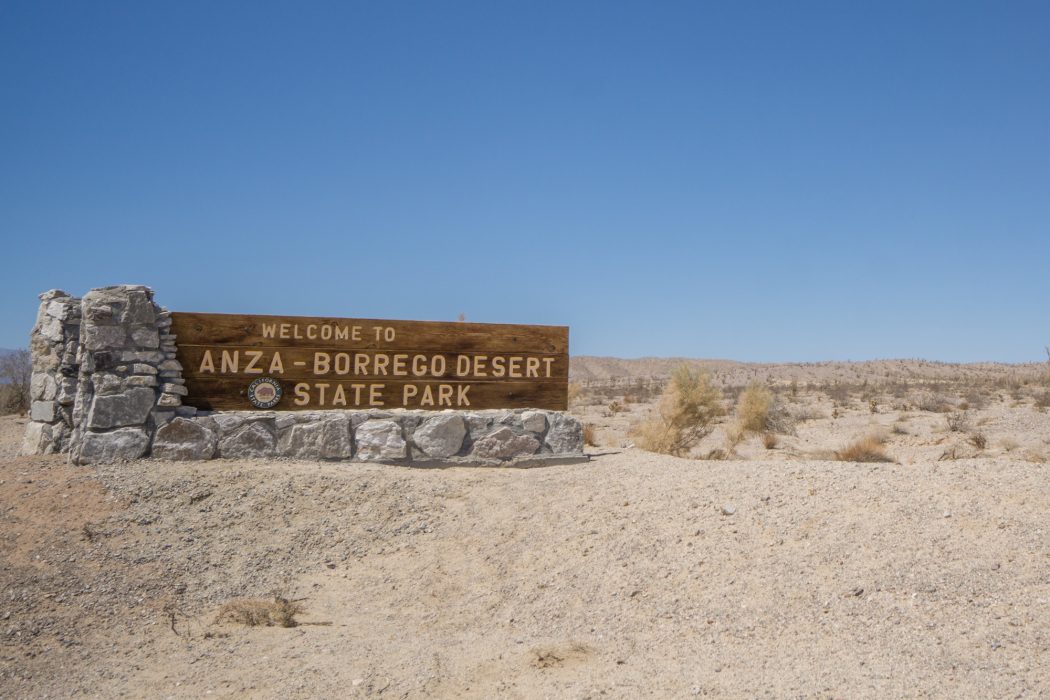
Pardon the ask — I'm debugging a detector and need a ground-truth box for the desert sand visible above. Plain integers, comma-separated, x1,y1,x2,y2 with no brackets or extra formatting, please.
2,358,1049,698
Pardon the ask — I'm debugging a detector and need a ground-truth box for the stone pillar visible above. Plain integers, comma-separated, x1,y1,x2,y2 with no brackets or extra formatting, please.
68,285,190,464
20,290,82,455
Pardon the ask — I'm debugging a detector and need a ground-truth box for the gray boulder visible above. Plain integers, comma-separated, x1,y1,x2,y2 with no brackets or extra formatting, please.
277,414,352,460
77,427,150,463
413,413,466,458
355,420,406,461
152,417,218,460
471,427,540,460
30,372,57,402
545,412,584,454
218,421,276,459
20,421,53,456
521,410,547,434
30,400,56,423
87,387,156,429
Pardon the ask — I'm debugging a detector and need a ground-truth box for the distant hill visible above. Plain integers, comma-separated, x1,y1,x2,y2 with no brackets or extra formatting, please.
570,356,1046,388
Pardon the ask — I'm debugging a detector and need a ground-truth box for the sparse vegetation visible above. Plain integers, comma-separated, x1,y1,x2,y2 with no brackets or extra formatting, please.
736,382,773,432
631,365,723,457
0,349,31,414
945,411,969,432
215,595,303,628
968,432,987,450
762,433,778,450
582,423,598,447
835,435,892,463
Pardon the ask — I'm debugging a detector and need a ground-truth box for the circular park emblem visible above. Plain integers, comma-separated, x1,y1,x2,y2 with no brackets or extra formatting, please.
247,377,282,409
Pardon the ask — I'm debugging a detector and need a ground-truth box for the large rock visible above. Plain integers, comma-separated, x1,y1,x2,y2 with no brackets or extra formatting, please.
86,387,155,429
545,412,583,454
20,421,53,456
30,372,57,401
83,325,126,350
218,421,276,458
413,413,466,458
277,414,353,460
30,400,56,423
152,417,217,460
471,427,540,460
77,427,150,463
521,410,547,434
355,420,407,461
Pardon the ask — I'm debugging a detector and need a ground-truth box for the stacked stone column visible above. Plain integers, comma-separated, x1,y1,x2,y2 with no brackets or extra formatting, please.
21,290,82,454
65,285,189,464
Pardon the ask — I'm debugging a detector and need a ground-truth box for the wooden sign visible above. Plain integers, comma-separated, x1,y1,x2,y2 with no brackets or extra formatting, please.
170,312,569,411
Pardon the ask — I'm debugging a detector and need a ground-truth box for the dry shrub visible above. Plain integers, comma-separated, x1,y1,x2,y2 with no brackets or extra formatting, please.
968,432,987,450
736,382,773,432
835,435,892,463
582,423,598,447
945,411,969,432
215,596,303,628
916,394,953,413
567,382,584,406
762,433,778,450
631,365,723,457
999,437,1019,452
1035,391,1050,409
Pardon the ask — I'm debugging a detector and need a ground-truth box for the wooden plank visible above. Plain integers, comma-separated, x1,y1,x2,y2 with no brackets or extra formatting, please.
170,312,568,354
180,377,568,411
175,346,569,383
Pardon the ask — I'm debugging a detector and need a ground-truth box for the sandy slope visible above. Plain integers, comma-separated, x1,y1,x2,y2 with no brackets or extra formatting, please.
2,410,1049,698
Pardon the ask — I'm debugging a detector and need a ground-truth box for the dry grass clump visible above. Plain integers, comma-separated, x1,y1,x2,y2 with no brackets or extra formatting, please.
762,433,778,450
631,365,723,457
215,595,303,628
835,434,892,463
582,423,598,447
968,432,987,450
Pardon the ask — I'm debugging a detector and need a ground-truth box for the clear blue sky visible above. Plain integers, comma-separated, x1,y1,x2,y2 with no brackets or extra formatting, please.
2,1,1048,362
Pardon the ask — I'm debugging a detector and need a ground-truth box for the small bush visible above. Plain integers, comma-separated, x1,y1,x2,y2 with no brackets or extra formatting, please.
968,432,987,450
631,365,724,457
582,423,598,447
945,411,969,432
762,433,778,450
835,435,892,463
736,382,773,432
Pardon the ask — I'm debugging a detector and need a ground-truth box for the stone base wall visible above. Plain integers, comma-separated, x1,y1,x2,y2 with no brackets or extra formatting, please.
21,286,585,467
152,408,582,466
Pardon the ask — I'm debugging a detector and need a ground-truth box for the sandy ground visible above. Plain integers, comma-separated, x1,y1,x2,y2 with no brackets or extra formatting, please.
2,362,1050,698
